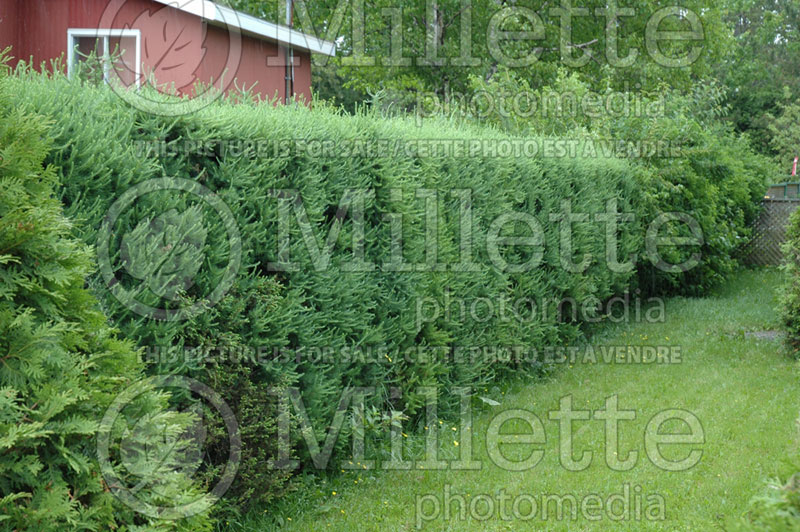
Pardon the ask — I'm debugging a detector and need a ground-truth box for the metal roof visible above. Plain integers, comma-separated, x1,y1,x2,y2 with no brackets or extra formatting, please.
153,0,336,56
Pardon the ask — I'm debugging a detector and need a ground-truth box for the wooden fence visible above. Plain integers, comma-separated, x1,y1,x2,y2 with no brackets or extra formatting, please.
745,198,800,266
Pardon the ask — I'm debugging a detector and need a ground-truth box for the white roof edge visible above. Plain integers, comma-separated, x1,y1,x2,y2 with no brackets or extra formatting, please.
152,0,337,56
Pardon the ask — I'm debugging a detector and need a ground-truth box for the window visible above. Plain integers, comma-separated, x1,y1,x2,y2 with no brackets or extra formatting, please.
67,29,141,88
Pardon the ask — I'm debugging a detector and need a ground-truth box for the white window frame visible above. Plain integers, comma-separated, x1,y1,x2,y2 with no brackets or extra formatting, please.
67,28,141,87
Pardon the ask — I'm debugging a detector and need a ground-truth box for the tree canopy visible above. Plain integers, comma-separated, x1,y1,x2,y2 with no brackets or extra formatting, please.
230,0,799,168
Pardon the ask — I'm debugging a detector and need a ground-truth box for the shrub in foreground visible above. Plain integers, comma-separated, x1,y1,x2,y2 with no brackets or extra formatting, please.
0,61,212,530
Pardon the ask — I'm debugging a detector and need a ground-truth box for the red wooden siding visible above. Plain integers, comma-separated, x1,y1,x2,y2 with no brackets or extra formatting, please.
0,0,312,103
0,1,18,53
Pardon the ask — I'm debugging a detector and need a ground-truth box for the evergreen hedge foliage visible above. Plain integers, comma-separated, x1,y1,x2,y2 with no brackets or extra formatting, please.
468,72,772,295
594,84,771,295
0,60,212,530
3,66,767,514
781,208,800,352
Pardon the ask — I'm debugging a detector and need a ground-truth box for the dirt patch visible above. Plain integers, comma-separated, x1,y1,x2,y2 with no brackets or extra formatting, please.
744,330,786,341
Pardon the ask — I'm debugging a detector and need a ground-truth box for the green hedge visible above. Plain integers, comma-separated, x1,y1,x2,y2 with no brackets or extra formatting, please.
781,208,800,351
596,84,770,295
468,72,771,295
3,66,767,516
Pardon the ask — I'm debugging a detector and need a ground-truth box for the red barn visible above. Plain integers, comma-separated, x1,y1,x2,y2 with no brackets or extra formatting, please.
0,0,336,105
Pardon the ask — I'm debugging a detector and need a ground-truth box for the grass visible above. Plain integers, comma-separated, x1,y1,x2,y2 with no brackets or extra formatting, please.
221,268,800,531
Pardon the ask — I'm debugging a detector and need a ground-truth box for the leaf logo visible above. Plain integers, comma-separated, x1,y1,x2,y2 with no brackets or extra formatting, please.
97,375,241,519
120,207,208,302
120,404,207,492
130,3,207,92
97,0,243,115
98,178,242,321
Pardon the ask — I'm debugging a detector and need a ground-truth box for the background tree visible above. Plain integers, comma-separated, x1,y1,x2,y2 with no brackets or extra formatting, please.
718,0,800,157
230,0,733,109
767,92,800,172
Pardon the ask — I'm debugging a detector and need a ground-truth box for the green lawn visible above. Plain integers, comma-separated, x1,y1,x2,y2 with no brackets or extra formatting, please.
223,269,800,531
